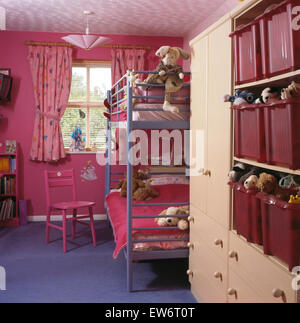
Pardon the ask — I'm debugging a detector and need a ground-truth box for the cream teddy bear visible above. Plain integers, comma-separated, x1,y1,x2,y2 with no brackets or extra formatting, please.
155,206,189,230
143,46,190,113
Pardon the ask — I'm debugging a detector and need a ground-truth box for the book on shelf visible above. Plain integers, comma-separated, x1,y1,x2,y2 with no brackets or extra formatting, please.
0,176,16,195
0,198,15,221
0,157,16,173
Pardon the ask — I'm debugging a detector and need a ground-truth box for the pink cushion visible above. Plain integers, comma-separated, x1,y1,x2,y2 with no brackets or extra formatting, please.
142,85,190,103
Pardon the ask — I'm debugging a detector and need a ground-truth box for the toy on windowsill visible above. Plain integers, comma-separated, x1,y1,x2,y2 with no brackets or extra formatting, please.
223,89,257,106
143,46,190,113
255,87,281,104
69,126,85,152
289,195,300,204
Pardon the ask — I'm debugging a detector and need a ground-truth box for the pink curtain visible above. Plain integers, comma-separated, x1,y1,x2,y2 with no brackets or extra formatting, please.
28,45,72,162
111,48,147,86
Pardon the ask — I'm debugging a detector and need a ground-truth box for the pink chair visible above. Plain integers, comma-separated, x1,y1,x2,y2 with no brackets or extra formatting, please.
44,169,97,252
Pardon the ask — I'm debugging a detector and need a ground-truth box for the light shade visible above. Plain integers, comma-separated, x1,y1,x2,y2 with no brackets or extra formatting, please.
62,34,111,50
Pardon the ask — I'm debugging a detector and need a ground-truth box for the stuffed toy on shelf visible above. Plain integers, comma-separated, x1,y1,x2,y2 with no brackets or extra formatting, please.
255,87,281,104
223,89,257,105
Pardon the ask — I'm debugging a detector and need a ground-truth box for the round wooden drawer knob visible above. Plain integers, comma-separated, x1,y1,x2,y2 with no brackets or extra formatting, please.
272,289,285,299
228,288,237,298
203,170,211,177
187,242,194,249
214,239,223,248
214,272,223,281
188,216,194,223
187,269,193,276
229,251,238,261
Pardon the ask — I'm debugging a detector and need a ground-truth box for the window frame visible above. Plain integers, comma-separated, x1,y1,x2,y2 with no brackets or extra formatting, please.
64,59,111,153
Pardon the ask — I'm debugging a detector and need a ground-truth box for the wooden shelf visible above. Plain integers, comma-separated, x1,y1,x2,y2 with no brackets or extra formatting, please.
233,157,300,176
235,69,300,90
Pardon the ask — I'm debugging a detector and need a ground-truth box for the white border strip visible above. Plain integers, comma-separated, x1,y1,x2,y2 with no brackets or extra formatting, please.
27,214,107,222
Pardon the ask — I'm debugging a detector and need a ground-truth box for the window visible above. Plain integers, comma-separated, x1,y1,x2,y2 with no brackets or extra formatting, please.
60,60,111,152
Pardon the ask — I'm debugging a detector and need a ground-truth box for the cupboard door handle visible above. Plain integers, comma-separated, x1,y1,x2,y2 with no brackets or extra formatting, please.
214,239,223,248
187,269,193,276
203,170,211,177
187,242,194,249
214,272,223,281
272,289,286,302
188,216,194,223
228,288,237,299
229,251,238,261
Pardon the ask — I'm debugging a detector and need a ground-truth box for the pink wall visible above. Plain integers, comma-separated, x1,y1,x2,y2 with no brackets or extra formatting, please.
0,30,183,217
183,0,238,71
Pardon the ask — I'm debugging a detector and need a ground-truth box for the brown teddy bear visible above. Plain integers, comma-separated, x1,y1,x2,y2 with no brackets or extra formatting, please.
155,206,189,230
257,172,289,201
133,180,159,201
116,169,149,198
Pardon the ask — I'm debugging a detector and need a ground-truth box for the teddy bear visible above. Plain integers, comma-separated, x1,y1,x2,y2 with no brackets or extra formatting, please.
244,175,259,190
155,206,189,230
143,46,190,113
223,89,257,106
133,179,159,201
255,87,281,104
281,81,300,100
257,172,289,201
116,169,149,198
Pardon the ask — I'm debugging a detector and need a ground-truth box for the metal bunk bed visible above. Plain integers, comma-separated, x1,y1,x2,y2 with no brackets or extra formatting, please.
105,70,191,292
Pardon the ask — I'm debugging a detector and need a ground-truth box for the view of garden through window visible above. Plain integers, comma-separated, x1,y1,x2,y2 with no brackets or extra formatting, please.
60,62,111,151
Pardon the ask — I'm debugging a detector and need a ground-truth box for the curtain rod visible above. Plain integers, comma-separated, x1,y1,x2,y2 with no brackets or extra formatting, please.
24,41,156,50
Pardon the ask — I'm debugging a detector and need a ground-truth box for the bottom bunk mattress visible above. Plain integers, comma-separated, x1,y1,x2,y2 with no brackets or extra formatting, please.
106,184,189,258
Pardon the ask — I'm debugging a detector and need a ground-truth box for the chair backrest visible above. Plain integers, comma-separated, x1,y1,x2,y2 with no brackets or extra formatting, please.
44,169,77,208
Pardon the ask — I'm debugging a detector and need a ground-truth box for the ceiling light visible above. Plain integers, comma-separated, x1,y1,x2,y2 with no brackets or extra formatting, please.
62,11,111,50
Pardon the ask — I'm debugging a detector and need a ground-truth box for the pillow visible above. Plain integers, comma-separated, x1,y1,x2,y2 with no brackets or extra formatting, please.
150,174,189,186
142,85,190,104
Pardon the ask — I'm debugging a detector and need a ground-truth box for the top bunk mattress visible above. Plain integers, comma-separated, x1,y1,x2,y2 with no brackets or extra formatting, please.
111,85,190,122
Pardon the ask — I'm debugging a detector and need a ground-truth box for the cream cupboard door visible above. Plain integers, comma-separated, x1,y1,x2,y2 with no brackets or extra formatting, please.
206,19,232,228
190,36,208,214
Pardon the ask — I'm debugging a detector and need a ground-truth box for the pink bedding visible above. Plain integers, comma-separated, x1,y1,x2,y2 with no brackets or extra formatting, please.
105,184,189,258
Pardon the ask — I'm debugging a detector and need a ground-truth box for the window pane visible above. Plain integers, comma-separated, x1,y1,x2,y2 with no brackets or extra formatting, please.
69,67,87,102
61,108,87,149
89,108,107,149
90,68,111,102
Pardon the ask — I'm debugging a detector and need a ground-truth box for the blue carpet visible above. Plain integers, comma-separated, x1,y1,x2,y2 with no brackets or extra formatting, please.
0,221,196,303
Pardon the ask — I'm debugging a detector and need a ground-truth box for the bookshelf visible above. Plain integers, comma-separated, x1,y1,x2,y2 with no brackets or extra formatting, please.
0,143,19,227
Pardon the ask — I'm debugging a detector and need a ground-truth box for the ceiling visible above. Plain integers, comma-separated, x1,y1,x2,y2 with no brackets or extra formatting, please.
0,0,233,37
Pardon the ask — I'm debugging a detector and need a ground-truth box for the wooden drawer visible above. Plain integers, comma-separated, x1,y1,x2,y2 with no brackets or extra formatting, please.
228,232,296,303
189,239,227,303
227,269,263,303
190,205,228,262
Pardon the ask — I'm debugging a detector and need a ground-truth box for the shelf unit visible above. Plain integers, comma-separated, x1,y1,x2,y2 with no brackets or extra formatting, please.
0,145,19,227
230,0,299,281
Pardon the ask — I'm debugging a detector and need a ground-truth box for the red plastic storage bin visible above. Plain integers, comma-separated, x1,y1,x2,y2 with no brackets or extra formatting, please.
258,192,300,271
232,104,266,162
258,0,300,78
229,182,263,245
264,98,300,170
230,21,262,85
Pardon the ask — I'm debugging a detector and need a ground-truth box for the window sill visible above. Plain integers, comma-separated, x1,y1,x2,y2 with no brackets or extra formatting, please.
65,150,105,155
